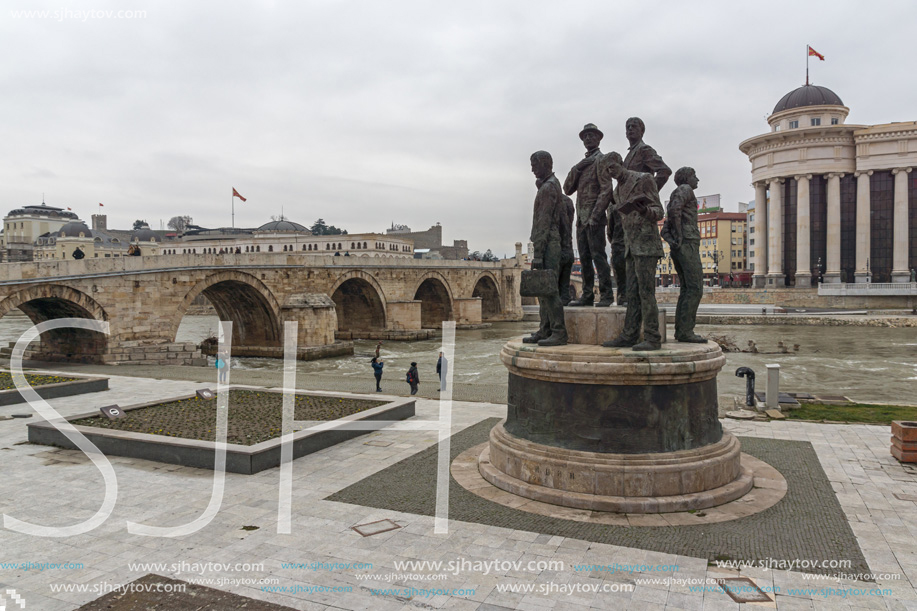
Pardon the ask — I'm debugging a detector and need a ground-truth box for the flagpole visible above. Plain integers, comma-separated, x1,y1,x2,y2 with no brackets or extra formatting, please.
232,189,235,229
806,45,809,86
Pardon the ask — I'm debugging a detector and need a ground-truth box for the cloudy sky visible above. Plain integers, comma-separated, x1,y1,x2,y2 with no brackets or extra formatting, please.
3,0,915,258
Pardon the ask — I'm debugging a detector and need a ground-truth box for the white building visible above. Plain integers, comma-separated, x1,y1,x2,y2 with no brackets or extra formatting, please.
740,84,917,287
163,219,413,258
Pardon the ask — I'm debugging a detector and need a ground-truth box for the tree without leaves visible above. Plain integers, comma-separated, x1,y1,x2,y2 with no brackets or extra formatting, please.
167,215,193,233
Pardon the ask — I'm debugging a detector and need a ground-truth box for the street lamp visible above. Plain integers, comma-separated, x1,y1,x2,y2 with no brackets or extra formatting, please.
711,250,724,286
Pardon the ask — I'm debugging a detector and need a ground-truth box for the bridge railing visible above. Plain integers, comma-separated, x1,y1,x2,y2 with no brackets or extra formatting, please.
0,252,514,283
817,282,917,296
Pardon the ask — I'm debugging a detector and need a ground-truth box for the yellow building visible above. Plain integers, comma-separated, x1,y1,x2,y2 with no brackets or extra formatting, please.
33,220,162,260
657,210,749,286
2,203,79,262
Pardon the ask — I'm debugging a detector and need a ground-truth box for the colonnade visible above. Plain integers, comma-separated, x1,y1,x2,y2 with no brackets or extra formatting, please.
753,167,912,287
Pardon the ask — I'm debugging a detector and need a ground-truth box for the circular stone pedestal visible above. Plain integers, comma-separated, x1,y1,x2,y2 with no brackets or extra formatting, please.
483,338,753,513
480,422,753,513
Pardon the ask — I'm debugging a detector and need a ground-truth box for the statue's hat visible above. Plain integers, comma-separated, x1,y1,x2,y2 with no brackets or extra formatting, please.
579,123,604,140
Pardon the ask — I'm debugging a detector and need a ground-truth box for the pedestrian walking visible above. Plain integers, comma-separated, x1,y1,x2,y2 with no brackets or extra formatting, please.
406,362,419,395
371,357,384,392
436,352,447,392
215,352,228,384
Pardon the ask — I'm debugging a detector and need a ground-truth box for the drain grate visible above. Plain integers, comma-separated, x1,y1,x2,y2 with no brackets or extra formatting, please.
715,577,772,603
352,518,402,537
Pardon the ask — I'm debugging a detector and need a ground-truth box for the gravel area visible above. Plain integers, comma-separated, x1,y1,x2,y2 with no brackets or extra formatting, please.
72,389,385,445
0,371,78,390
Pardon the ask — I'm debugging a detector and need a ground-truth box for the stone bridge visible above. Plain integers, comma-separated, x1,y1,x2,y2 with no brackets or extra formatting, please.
0,253,524,365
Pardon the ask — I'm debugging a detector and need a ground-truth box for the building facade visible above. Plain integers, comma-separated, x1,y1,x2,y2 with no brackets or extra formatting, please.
32,218,164,260
166,220,414,258
386,222,469,259
1,203,79,262
739,84,917,287
657,210,749,286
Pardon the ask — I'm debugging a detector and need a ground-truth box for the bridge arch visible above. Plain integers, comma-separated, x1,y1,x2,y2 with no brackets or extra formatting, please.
412,272,454,328
330,271,387,333
472,272,503,321
0,284,109,362
174,271,283,347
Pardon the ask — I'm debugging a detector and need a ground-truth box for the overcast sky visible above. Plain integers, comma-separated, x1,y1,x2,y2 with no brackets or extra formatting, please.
3,0,916,258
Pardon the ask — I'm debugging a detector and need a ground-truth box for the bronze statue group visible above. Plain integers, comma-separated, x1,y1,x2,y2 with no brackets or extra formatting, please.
526,119,704,351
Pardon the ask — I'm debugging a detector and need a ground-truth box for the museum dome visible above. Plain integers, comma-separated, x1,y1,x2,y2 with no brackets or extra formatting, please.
131,228,158,242
256,219,308,232
773,84,844,114
58,221,92,238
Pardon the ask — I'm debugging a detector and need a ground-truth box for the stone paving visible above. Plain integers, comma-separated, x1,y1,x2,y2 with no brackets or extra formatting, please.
0,370,916,610
328,419,869,576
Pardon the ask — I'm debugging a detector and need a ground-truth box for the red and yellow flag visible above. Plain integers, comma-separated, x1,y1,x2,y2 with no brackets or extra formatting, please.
232,188,246,202
808,46,825,61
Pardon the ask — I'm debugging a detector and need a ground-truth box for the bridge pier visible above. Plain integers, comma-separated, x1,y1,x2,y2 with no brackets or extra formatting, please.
99,341,207,366
454,297,483,327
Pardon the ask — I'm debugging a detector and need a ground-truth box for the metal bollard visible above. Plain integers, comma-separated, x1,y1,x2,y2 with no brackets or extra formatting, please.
735,367,756,407
765,364,780,410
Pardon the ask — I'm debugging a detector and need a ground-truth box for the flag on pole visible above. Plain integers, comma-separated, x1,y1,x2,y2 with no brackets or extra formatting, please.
99,203,104,207
808,46,825,61
232,188,247,202
67,207,72,211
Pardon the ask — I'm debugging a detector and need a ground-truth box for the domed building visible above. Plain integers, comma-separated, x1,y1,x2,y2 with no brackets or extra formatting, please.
32,217,165,260
255,219,309,233
740,84,917,286
166,216,414,258
58,221,93,238
1,203,79,262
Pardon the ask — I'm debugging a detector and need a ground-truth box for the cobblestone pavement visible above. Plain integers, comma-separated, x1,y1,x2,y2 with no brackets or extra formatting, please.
24,362,510,405
0,371,915,610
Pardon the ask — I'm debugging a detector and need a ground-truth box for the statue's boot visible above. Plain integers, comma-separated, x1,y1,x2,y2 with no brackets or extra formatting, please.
632,340,661,351
595,296,614,307
677,334,707,343
522,333,545,344
602,335,636,348
537,332,568,347
568,296,594,307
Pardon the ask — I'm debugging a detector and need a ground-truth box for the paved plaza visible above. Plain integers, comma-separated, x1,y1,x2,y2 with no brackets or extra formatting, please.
1,371,916,610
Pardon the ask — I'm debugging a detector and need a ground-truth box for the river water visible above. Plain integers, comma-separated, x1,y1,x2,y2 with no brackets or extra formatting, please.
1,313,914,403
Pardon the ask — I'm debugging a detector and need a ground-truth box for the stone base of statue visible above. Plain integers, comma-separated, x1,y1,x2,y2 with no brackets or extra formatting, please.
478,320,752,513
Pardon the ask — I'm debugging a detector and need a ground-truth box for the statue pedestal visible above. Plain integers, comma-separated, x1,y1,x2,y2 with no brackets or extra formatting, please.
479,340,752,513
563,305,666,345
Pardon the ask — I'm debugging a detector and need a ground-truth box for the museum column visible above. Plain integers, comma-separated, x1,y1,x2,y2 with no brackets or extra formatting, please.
795,174,812,287
766,178,784,287
753,181,768,288
824,173,842,283
855,171,872,283
891,168,913,283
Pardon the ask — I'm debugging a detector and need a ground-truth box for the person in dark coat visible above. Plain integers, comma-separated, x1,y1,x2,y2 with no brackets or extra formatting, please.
407,362,419,395
436,352,448,393
371,357,384,392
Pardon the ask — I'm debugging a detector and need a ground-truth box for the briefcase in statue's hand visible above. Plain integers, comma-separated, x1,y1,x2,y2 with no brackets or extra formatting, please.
520,269,559,297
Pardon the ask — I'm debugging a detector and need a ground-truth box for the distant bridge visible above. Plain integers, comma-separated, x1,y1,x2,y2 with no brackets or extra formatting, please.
0,253,524,365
